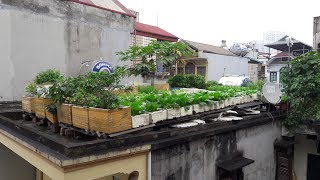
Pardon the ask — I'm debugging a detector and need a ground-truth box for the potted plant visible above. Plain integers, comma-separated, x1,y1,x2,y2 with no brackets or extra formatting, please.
22,82,37,115
280,95,289,112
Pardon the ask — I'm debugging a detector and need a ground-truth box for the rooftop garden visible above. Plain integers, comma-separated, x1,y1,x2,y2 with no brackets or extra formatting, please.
21,40,260,135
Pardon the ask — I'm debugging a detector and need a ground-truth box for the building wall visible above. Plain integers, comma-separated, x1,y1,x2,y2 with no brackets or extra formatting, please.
266,64,286,83
294,134,320,180
202,53,248,81
0,143,35,180
314,16,320,51
248,63,259,82
0,0,134,101
151,121,282,180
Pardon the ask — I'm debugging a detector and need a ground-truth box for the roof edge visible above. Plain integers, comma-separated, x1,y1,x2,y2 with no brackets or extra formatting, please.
68,0,136,18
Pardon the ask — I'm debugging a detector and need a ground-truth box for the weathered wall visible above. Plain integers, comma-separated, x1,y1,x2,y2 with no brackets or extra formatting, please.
151,121,282,180
313,16,320,50
294,134,320,180
0,143,35,180
202,53,248,81
0,0,134,101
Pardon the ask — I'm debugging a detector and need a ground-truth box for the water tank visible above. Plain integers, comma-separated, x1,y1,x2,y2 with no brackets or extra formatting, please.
229,43,249,57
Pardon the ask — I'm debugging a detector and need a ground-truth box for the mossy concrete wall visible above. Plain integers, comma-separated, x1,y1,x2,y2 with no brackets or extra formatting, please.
151,121,282,180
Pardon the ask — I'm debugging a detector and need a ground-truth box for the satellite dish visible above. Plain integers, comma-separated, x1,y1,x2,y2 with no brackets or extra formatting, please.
262,82,282,104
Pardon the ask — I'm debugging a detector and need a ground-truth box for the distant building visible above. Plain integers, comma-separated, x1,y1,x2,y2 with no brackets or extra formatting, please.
265,36,312,83
314,16,320,52
178,40,249,82
250,31,286,55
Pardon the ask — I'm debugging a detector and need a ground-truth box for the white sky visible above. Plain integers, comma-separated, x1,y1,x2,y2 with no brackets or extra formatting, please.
120,0,320,46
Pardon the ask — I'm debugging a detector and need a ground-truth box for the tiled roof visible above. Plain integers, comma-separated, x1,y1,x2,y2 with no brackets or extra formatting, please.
134,22,178,42
182,40,236,56
68,0,135,17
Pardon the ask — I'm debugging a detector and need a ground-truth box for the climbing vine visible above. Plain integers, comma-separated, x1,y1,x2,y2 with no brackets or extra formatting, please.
281,51,320,128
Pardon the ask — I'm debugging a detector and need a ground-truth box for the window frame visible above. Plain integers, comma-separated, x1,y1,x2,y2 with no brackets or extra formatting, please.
270,71,277,82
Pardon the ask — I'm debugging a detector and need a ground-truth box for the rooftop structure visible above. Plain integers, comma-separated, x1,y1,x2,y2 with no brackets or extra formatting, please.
133,22,178,42
182,40,236,56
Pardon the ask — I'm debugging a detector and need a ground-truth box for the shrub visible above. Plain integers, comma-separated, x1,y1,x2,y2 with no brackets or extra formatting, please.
138,85,158,94
168,74,206,89
34,69,64,84
186,74,206,89
206,80,219,88
25,82,37,96
167,74,187,88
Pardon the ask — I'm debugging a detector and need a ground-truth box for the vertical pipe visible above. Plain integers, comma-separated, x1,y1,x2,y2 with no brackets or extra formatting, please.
148,151,152,180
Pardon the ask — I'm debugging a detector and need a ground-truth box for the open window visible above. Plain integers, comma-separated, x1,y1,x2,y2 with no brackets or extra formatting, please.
217,153,254,180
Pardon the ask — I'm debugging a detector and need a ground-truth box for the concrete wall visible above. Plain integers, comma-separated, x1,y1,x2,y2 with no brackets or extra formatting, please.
202,53,248,81
0,143,35,180
0,0,134,101
294,134,320,180
313,16,320,50
151,121,282,180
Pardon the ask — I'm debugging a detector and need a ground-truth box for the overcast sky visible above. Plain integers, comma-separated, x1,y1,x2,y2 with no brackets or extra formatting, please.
120,0,319,46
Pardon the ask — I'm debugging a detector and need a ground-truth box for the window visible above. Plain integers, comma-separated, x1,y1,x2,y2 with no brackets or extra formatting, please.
281,57,289,62
318,43,320,53
185,62,195,74
197,66,206,77
270,72,277,82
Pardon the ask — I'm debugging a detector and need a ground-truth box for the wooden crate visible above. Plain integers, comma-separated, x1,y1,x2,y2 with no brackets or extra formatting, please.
45,109,58,124
88,107,132,134
154,83,169,91
88,108,110,133
21,96,35,113
57,104,73,125
34,98,53,119
72,106,89,130
107,107,132,134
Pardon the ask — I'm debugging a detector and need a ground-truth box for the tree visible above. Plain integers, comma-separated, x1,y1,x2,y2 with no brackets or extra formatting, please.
281,51,320,128
117,40,193,85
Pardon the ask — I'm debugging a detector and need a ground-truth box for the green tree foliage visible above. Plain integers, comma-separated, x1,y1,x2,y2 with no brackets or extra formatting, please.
117,40,193,83
281,51,320,127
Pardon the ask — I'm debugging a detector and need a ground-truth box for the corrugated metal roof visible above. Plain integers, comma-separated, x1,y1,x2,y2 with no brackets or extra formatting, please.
68,0,135,17
134,22,178,42
182,40,236,56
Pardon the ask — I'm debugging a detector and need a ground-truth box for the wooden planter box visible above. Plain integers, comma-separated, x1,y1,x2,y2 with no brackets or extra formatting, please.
72,106,89,130
34,98,53,118
132,114,150,128
106,107,132,134
22,96,35,113
57,104,73,125
154,83,170,91
180,106,193,116
149,110,167,123
45,109,58,124
167,108,181,119
89,107,132,134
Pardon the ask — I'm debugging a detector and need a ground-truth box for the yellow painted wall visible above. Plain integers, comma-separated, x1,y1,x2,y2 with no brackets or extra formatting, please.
64,153,147,180
0,131,148,180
